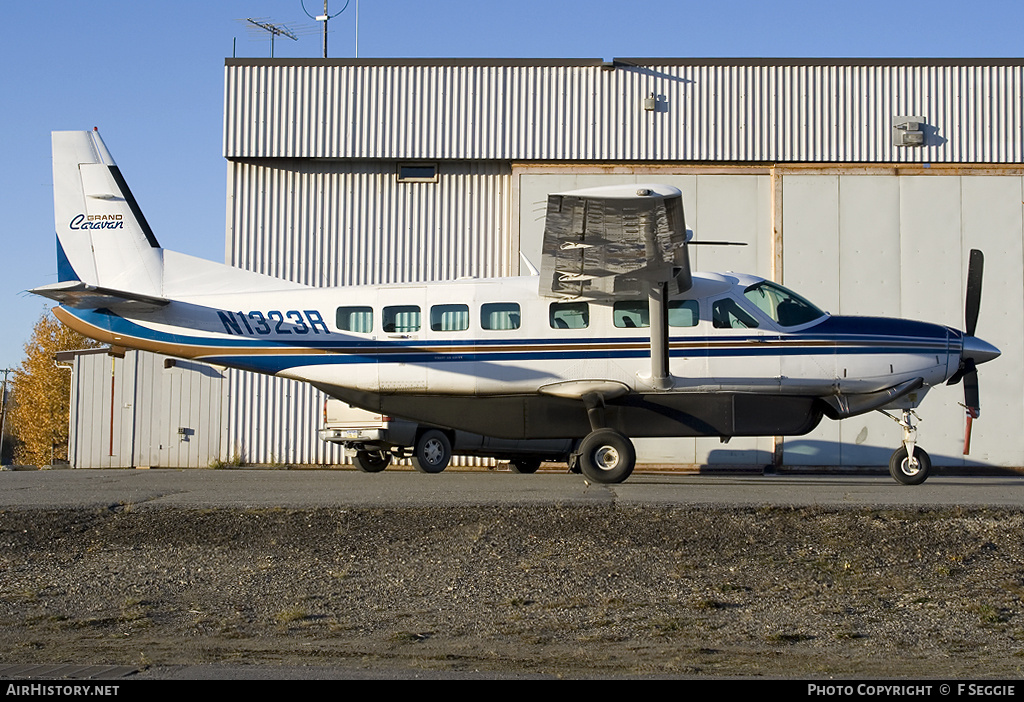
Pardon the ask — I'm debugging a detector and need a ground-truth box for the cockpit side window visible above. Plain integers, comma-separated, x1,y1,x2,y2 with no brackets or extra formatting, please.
743,281,825,327
712,297,760,329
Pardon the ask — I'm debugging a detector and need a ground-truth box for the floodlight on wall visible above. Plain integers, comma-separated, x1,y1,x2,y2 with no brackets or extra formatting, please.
893,116,926,147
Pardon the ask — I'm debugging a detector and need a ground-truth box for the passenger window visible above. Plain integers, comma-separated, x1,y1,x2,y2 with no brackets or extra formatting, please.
382,305,421,333
481,302,520,330
430,304,469,332
712,298,759,329
336,306,373,333
613,301,648,328
668,300,699,328
549,301,589,329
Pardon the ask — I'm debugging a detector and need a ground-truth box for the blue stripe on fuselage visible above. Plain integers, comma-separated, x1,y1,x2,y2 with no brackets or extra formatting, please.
63,307,954,375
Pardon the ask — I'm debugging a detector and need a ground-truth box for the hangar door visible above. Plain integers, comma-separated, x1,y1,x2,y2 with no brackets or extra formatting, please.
516,170,1024,470
779,174,1024,469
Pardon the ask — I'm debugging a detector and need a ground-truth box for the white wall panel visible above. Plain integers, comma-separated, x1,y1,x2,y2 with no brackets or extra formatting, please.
959,177,1024,465
779,175,842,465
837,176,901,317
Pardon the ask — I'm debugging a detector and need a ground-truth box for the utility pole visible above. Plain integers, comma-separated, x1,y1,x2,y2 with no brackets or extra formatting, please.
0,368,14,465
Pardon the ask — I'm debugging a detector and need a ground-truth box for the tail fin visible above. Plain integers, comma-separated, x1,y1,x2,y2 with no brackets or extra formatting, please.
52,129,163,297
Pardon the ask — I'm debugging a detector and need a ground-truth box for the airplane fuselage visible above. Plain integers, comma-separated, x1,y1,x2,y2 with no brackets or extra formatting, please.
55,270,962,441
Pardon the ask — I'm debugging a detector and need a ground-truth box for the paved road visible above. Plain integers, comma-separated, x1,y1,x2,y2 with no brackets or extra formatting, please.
2,467,1023,509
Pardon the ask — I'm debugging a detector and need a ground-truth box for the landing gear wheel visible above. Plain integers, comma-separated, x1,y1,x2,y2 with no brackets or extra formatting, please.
578,429,635,484
412,430,452,474
509,457,541,474
352,450,390,473
889,445,931,485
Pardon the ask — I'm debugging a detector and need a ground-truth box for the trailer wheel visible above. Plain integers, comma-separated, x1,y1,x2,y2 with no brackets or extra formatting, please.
412,430,452,474
352,450,390,473
509,457,542,474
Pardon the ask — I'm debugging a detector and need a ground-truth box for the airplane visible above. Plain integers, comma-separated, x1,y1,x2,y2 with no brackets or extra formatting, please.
32,129,1001,485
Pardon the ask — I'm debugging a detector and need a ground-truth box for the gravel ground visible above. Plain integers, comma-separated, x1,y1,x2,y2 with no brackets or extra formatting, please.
1,503,1023,678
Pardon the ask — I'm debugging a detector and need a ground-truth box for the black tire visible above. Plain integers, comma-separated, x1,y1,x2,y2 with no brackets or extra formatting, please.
577,429,636,484
509,457,542,474
889,445,931,485
352,450,390,473
412,430,452,474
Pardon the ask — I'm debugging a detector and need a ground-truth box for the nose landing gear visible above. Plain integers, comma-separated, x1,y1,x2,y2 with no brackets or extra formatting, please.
881,408,931,485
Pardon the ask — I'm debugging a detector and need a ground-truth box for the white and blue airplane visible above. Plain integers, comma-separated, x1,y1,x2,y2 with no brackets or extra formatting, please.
32,129,1000,484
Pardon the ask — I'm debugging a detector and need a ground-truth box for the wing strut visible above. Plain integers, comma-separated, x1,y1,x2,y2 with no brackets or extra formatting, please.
647,281,672,390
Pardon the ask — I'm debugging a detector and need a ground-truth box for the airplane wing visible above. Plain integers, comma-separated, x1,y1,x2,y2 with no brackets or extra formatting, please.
538,184,692,300
30,280,169,312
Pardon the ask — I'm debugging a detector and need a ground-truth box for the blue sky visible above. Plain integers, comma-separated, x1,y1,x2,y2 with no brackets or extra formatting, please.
2,0,1023,370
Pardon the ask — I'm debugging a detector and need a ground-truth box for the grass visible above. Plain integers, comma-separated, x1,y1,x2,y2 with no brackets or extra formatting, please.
274,606,309,624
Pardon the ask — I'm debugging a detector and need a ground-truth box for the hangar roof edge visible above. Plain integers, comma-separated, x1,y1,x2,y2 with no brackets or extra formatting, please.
224,57,1024,68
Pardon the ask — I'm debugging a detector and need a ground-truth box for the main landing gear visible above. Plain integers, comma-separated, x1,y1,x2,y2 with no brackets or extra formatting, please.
882,409,931,485
571,393,638,484
576,429,637,483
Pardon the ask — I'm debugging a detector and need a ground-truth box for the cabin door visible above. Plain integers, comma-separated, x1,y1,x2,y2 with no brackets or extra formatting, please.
376,287,428,394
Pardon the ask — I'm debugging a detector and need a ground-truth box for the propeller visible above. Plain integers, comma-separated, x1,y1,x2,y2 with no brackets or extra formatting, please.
947,249,992,453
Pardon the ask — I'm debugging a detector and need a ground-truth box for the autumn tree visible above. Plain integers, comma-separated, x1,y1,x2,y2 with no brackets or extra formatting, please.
7,312,99,466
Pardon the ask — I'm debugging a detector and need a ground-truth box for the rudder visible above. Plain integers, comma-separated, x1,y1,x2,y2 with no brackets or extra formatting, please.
52,129,163,297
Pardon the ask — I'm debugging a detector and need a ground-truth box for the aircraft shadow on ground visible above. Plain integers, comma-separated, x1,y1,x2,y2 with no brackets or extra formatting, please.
707,439,1003,471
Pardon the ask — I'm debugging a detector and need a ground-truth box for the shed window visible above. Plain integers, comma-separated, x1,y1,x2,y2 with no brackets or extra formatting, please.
397,163,438,182
481,302,520,330
336,306,373,333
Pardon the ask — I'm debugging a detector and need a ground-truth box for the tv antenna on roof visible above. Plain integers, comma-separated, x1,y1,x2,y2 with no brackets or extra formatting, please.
241,18,301,58
301,0,352,59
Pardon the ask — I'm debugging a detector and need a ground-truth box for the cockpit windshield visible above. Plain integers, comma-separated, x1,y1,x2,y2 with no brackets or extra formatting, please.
743,281,826,327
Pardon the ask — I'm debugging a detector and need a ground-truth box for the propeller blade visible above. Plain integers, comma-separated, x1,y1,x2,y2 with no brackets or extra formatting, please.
963,367,980,413
965,249,984,337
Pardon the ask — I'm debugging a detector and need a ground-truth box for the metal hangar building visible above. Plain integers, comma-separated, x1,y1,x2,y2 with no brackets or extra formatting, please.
70,57,1024,471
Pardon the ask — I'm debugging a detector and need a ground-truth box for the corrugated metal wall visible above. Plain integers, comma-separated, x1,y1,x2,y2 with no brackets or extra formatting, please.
225,59,1024,163
215,58,1024,469
224,158,512,465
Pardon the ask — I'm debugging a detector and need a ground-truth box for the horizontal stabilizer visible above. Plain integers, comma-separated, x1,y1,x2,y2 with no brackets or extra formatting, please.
539,184,692,300
30,280,168,311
